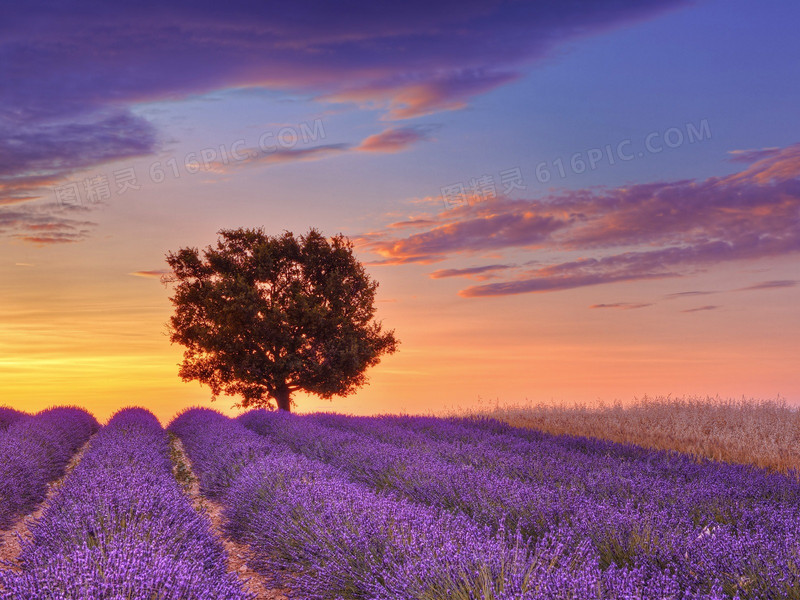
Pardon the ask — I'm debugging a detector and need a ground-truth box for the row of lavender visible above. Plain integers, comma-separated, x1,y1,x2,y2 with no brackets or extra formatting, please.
0,408,251,599
0,407,98,530
239,410,800,599
0,407,26,431
173,408,734,599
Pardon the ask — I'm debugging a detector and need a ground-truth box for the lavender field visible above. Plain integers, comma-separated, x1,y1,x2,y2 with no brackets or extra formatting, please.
1,406,799,599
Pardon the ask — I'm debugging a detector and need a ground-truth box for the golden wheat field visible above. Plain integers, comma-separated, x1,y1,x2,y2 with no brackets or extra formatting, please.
465,396,800,475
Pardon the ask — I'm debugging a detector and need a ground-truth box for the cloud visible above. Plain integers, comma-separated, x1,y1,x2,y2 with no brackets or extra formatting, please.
368,211,567,265
736,279,798,291
389,218,439,229
0,111,159,205
723,144,800,186
682,305,720,313
207,144,352,172
429,264,514,280
0,0,689,210
2,1,689,121
0,204,96,245
356,127,431,153
458,251,680,297
590,302,652,310
727,147,782,163
207,126,431,173
664,290,717,299
663,279,796,298
129,270,169,279
363,143,800,297
324,71,520,120
589,279,796,311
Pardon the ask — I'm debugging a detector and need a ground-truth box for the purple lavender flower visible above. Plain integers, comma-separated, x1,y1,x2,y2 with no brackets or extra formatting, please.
0,407,252,600
0,406,98,529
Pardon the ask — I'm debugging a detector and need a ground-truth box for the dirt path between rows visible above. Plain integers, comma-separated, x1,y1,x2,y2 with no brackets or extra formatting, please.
170,437,292,600
0,439,92,571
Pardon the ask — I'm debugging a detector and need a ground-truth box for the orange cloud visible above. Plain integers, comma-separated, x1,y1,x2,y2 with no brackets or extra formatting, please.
388,218,438,229
357,127,431,153
590,302,653,310
325,73,518,120
129,270,169,279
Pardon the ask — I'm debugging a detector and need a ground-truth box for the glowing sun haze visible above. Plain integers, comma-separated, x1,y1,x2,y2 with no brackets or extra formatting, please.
1,0,798,422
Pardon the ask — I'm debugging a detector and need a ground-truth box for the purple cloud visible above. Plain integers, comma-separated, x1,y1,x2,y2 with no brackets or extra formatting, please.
663,279,797,298
459,251,681,297
208,126,431,173
208,144,352,172
0,112,158,204
429,264,514,280
736,279,798,291
664,290,717,299
0,0,689,211
0,204,96,244
369,212,567,265
364,143,800,297
682,305,720,313
3,1,689,121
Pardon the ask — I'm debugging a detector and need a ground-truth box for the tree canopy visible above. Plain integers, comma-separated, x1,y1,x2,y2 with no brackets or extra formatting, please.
164,227,398,411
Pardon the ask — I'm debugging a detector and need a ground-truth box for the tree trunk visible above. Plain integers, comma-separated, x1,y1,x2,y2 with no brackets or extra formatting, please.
275,385,292,412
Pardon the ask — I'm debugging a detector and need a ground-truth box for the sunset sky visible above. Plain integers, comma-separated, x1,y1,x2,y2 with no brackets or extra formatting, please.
2,0,798,422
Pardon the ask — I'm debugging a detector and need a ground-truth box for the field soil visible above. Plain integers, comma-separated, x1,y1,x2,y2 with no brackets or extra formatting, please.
171,438,293,600
0,439,92,570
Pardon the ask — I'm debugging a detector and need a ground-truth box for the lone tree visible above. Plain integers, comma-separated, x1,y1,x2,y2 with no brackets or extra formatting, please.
164,227,398,411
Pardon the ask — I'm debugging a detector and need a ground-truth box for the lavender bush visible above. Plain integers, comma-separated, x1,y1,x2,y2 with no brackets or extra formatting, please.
7,405,786,598
0,407,25,431
0,407,251,600
0,406,98,529
175,408,743,599
239,410,800,599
